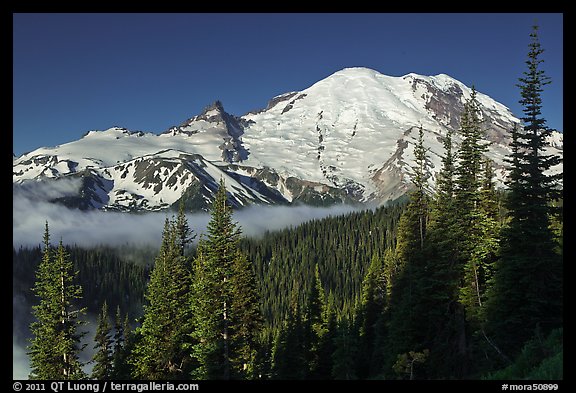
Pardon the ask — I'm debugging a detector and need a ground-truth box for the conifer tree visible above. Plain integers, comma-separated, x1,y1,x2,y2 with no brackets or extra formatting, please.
190,242,223,379
487,25,563,357
309,266,334,379
131,214,194,379
434,128,456,218
357,254,385,378
111,306,129,379
411,125,430,250
229,252,263,378
191,179,262,379
113,306,124,359
420,126,464,378
271,294,307,379
382,247,400,302
437,87,493,376
459,159,500,325
383,127,431,375
301,266,322,378
426,127,458,303
455,87,489,217
28,222,86,379
385,125,430,319
176,199,194,256
331,317,358,380
92,301,113,379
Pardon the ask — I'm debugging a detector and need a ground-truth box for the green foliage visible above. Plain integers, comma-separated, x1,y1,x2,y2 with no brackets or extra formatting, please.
176,198,196,255
484,328,562,380
357,254,386,377
549,199,563,256
453,89,497,330
190,245,224,379
393,349,430,380
14,243,148,375
458,159,500,326
115,315,139,379
242,203,403,330
331,317,359,380
229,252,264,379
271,298,308,379
19,42,563,379
310,268,335,379
528,352,563,380
270,264,335,380
91,301,113,379
382,131,432,378
435,128,455,207
15,244,152,318
191,179,263,379
416,87,501,378
110,306,132,379
19,181,561,381
130,212,194,379
416,128,463,378
455,87,490,215
411,125,430,250
486,25,563,358
28,223,87,380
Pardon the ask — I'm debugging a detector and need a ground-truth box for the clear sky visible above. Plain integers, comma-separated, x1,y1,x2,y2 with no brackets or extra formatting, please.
13,13,563,156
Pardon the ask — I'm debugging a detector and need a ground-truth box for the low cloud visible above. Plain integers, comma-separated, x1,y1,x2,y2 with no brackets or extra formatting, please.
13,338,29,380
13,316,102,379
233,203,361,238
13,182,363,248
14,177,83,200
13,182,365,378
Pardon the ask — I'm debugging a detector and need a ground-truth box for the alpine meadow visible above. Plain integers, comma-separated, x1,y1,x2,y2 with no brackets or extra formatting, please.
13,21,562,382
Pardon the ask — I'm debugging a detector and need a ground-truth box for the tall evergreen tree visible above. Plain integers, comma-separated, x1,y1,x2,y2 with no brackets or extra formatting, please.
439,87,492,376
411,125,430,250
111,306,130,379
229,252,263,378
459,159,500,326
271,297,307,379
383,127,431,376
421,125,464,378
487,25,563,357
92,301,113,379
28,223,86,379
331,316,358,380
191,179,262,379
175,199,194,256
190,242,223,379
454,87,489,217
357,254,386,377
301,266,322,378
130,214,194,379
113,306,124,359
434,128,456,217
115,315,136,379
309,266,334,379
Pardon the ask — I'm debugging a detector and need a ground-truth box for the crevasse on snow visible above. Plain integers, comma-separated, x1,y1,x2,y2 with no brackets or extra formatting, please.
13,67,563,211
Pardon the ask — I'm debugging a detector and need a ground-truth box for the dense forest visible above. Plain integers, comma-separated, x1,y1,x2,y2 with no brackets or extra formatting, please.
14,25,562,380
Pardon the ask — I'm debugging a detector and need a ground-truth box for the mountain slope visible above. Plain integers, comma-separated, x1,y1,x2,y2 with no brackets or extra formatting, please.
13,67,563,211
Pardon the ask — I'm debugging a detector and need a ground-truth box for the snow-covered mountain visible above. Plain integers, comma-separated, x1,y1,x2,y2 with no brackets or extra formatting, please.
13,67,563,211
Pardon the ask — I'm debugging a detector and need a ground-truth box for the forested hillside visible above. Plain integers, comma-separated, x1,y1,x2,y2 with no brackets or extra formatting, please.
13,189,561,379
241,201,404,328
13,245,151,340
14,25,562,381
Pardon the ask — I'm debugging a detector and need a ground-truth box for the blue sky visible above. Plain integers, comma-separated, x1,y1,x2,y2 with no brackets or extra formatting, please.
13,13,563,156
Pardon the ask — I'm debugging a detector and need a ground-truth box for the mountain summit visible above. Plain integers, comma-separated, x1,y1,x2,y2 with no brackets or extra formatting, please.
13,67,563,211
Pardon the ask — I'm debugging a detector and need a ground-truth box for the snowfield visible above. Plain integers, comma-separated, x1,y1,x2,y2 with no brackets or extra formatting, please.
13,67,563,211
